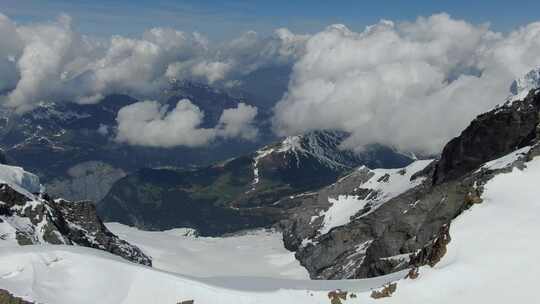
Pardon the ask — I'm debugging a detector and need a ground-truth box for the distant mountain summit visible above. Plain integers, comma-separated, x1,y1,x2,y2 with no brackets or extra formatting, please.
508,66,540,102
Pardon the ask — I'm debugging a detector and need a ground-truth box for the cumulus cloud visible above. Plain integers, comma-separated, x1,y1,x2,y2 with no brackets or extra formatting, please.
219,28,309,75
164,28,309,85
115,99,258,148
216,103,258,140
0,12,307,112
273,14,540,154
3,12,540,153
4,14,84,112
167,60,233,84
65,27,209,105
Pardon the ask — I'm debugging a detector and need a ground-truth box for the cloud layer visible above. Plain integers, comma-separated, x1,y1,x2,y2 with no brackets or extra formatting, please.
273,14,540,154
115,99,258,148
0,13,307,113
3,12,540,152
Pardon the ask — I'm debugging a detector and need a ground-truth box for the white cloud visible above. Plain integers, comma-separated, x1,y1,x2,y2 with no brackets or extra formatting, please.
0,13,306,113
3,12,540,153
163,28,309,84
273,14,540,155
220,28,309,75
115,99,258,148
5,14,83,112
217,103,258,140
167,60,233,84
69,28,209,104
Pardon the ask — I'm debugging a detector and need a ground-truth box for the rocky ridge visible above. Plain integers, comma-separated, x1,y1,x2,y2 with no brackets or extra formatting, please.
0,164,151,266
279,88,540,279
0,289,33,304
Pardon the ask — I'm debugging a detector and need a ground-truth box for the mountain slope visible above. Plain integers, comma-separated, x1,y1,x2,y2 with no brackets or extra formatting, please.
279,87,540,279
1,153,540,303
508,65,540,102
98,130,412,235
0,163,151,266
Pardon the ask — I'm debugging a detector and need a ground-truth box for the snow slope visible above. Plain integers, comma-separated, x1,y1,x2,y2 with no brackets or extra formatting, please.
0,245,402,304
1,151,540,303
106,223,309,279
317,160,433,234
353,150,540,303
479,146,531,171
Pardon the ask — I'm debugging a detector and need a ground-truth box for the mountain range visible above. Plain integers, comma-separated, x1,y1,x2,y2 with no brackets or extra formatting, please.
0,81,276,204
1,67,540,303
98,130,412,234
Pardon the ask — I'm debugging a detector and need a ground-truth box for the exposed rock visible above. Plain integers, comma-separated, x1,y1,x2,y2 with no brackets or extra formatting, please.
434,89,540,184
279,89,540,279
327,290,348,304
370,283,397,299
279,161,436,279
0,289,33,304
0,182,151,266
405,267,419,280
409,224,451,268
54,199,152,266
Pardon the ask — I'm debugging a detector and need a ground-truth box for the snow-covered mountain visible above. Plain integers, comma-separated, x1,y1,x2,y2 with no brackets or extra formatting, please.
1,147,540,303
98,130,412,234
508,66,540,102
3,65,540,304
0,162,151,266
279,84,540,280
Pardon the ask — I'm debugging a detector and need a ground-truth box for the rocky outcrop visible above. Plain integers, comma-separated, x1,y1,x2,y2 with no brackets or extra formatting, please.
434,89,540,184
0,182,151,266
279,89,540,279
0,289,33,304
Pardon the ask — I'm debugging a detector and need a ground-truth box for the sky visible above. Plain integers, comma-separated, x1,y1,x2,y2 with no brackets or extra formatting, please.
4,0,540,39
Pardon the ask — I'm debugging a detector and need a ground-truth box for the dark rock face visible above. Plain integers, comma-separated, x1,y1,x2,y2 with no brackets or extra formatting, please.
53,199,152,266
434,89,540,184
279,90,540,279
0,289,33,304
99,130,412,235
0,184,151,266
409,224,451,268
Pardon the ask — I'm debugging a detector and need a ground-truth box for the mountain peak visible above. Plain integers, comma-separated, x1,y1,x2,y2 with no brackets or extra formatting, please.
508,66,540,102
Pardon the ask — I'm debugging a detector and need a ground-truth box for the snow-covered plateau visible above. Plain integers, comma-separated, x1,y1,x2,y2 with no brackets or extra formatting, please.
1,149,540,303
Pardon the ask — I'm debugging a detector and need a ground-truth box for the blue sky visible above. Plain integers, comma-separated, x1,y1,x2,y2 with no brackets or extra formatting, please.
3,0,540,39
